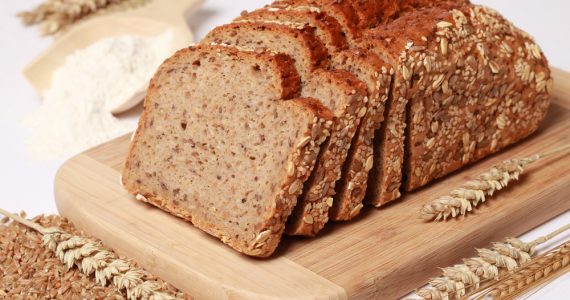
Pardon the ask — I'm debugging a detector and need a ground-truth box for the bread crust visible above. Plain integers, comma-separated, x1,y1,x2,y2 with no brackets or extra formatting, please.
203,22,330,77
270,0,361,42
286,69,368,236
364,4,551,205
237,7,348,53
329,48,393,220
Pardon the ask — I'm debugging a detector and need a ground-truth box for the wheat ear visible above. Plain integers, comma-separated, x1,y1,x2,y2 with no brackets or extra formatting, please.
471,240,570,299
17,0,150,36
416,223,570,300
419,144,570,221
0,207,179,300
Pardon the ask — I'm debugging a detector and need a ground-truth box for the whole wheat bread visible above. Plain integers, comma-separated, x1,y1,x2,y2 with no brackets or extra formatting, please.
121,45,332,257
203,21,368,236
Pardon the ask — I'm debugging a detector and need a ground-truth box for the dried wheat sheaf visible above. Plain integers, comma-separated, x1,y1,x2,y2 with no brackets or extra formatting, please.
475,241,570,299
17,0,150,36
416,223,570,300
420,144,570,221
0,208,185,300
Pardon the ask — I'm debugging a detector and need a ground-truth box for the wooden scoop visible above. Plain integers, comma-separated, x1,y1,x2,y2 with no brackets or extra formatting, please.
23,0,204,114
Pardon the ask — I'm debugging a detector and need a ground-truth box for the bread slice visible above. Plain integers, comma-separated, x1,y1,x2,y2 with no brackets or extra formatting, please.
203,22,329,81
236,7,348,54
121,45,333,257
383,5,551,192
329,48,393,220
269,0,361,42
356,41,407,206
203,21,368,236
287,69,367,235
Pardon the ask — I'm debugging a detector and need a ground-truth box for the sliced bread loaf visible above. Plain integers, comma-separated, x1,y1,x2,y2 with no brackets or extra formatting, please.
236,7,348,54
121,45,333,257
329,48,393,220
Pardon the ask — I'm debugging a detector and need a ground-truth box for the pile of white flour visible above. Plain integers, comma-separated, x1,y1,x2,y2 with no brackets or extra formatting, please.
26,31,172,160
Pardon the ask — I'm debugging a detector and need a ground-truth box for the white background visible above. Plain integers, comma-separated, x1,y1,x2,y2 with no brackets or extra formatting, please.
0,0,568,298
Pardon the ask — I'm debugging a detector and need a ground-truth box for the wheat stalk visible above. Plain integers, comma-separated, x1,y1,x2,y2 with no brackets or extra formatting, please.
17,0,150,36
472,240,570,299
0,207,180,300
420,144,570,221
416,223,570,300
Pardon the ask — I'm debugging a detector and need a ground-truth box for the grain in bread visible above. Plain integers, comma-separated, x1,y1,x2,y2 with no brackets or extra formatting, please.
329,48,393,220
121,45,333,257
287,69,367,235
203,21,368,235
364,4,551,199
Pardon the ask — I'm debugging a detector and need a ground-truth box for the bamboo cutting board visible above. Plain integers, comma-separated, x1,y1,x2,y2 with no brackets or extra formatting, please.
55,68,570,299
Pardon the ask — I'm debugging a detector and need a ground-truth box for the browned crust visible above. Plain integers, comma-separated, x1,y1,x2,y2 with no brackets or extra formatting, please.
270,0,361,42
237,7,348,53
245,97,333,256
402,5,551,191
364,4,551,203
349,0,396,28
122,45,330,257
329,48,394,220
203,22,330,73
286,69,368,236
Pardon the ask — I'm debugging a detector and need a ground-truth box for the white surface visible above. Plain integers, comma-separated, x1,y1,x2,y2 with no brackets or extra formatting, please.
0,0,568,298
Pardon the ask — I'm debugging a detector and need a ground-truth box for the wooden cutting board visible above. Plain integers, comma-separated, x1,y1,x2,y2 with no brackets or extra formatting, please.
55,68,570,299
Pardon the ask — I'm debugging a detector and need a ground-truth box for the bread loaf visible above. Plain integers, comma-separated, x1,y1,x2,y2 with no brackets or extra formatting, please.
364,4,551,196
121,0,552,255
121,45,332,257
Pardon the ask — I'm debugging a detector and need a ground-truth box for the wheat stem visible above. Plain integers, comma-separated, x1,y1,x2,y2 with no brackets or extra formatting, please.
0,207,179,300
417,223,570,300
419,143,570,222
471,240,570,299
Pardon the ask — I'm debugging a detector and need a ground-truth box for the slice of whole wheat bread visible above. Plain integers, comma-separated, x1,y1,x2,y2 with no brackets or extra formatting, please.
203,21,368,236
286,68,367,235
329,48,393,220
121,45,332,257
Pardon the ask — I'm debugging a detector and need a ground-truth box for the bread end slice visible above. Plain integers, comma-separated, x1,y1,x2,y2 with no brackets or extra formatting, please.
122,45,332,257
